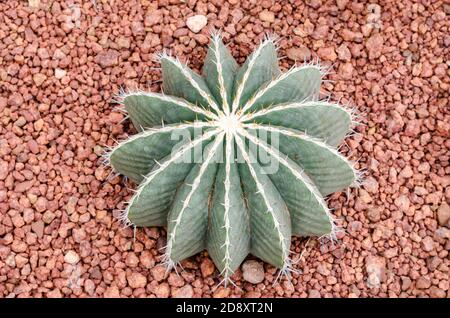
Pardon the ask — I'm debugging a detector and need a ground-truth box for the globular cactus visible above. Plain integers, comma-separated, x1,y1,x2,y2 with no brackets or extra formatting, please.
106,33,361,284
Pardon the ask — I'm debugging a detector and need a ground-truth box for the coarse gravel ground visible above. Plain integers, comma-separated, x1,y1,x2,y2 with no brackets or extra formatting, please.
0,0,448,298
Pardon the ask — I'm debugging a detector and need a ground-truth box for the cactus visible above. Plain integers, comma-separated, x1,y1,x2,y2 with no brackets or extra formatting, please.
106,33,360,283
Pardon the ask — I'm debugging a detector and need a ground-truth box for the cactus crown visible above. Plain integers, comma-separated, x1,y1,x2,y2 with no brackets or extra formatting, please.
106,33,360,284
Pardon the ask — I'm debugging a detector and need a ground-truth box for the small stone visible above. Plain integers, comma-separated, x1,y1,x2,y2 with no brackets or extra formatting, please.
27,140,39,154
242,260,265,284
394,195,410,212
194,34,209,45
416,277,431,289
339,62,353,80
42,210,56,224
168,272,184,287
54,68,66,79
131,21,144,36
173,28,189,38
341,29,356,41
420,61,433,78
34,197,48,213
404,119,421,137
366,34,384,59
153,283,170,298
399,166,413,178
384,247,398,259
186,15,207,33
151,266,166,282
84,279,95,296
104,285,120,298
317,47,337,61
12,240,27,253
401,277,412,290
66,196,78,214
139,250,155,268
127,272,147,289
29,0,40,8
64,250,80,264
308,289,321,298
47,289,62,298
429,286,446,298
15,181,33,193
125,253,139,267
259,10,275,23
336,44,351,61
33,73,47,86
31,220,44,238
213,287,230,298
27,193,37,204
421,236,434,252
172,285,194,298
359,189,372,203
8,93,24,107
365,255,386,288
437,203,450,226
116,37,130,49
95,50,120,68
5,254,15,267
108,112,124,124
72,228,86,243
14,117,27,127
200,258,215,277
144,11,162,26
0,160,8,180
286,46,311,61
34,119,44,131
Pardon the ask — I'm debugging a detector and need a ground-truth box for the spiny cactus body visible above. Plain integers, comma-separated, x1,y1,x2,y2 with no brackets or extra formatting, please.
107,34,360,283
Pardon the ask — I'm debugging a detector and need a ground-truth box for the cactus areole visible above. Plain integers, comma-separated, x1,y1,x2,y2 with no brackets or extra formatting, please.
106,33,360,284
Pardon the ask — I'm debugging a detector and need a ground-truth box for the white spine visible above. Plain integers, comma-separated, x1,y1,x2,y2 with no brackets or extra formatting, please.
164,133,225,263
234,133,289,268
212,34,231,115
159,54,223,116
121,129,220,226
230,38,274,114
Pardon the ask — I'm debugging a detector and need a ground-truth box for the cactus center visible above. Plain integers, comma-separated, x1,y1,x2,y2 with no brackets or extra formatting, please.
216,113,242,134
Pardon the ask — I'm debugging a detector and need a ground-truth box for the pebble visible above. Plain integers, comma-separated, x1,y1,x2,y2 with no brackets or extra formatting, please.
33,73,46,86
336,44,351,61
127,272,147,289
42,211,56,224
308,289,321,298
31,221,44,238
172,285,194,298
54,68,67,79
200,258,215,277
104,285,120,298
242,260,265,284
317,47,337,61
95,50,120,68
286,46,311,61
64,250,80,265
186,15,207,33
416,277,431,289
259,10,275,23
421,237,435,252
429,286,446,298
365,256,386,288
437,203,450,226
34,197,48,213
366,34,384,59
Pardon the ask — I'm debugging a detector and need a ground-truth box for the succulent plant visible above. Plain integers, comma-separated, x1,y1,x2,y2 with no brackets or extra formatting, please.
106,33,360,283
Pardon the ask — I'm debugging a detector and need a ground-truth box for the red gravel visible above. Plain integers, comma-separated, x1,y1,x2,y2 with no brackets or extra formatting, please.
0,0,448,298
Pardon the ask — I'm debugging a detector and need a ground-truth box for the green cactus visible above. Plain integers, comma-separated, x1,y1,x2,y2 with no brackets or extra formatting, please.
106,33,360,283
